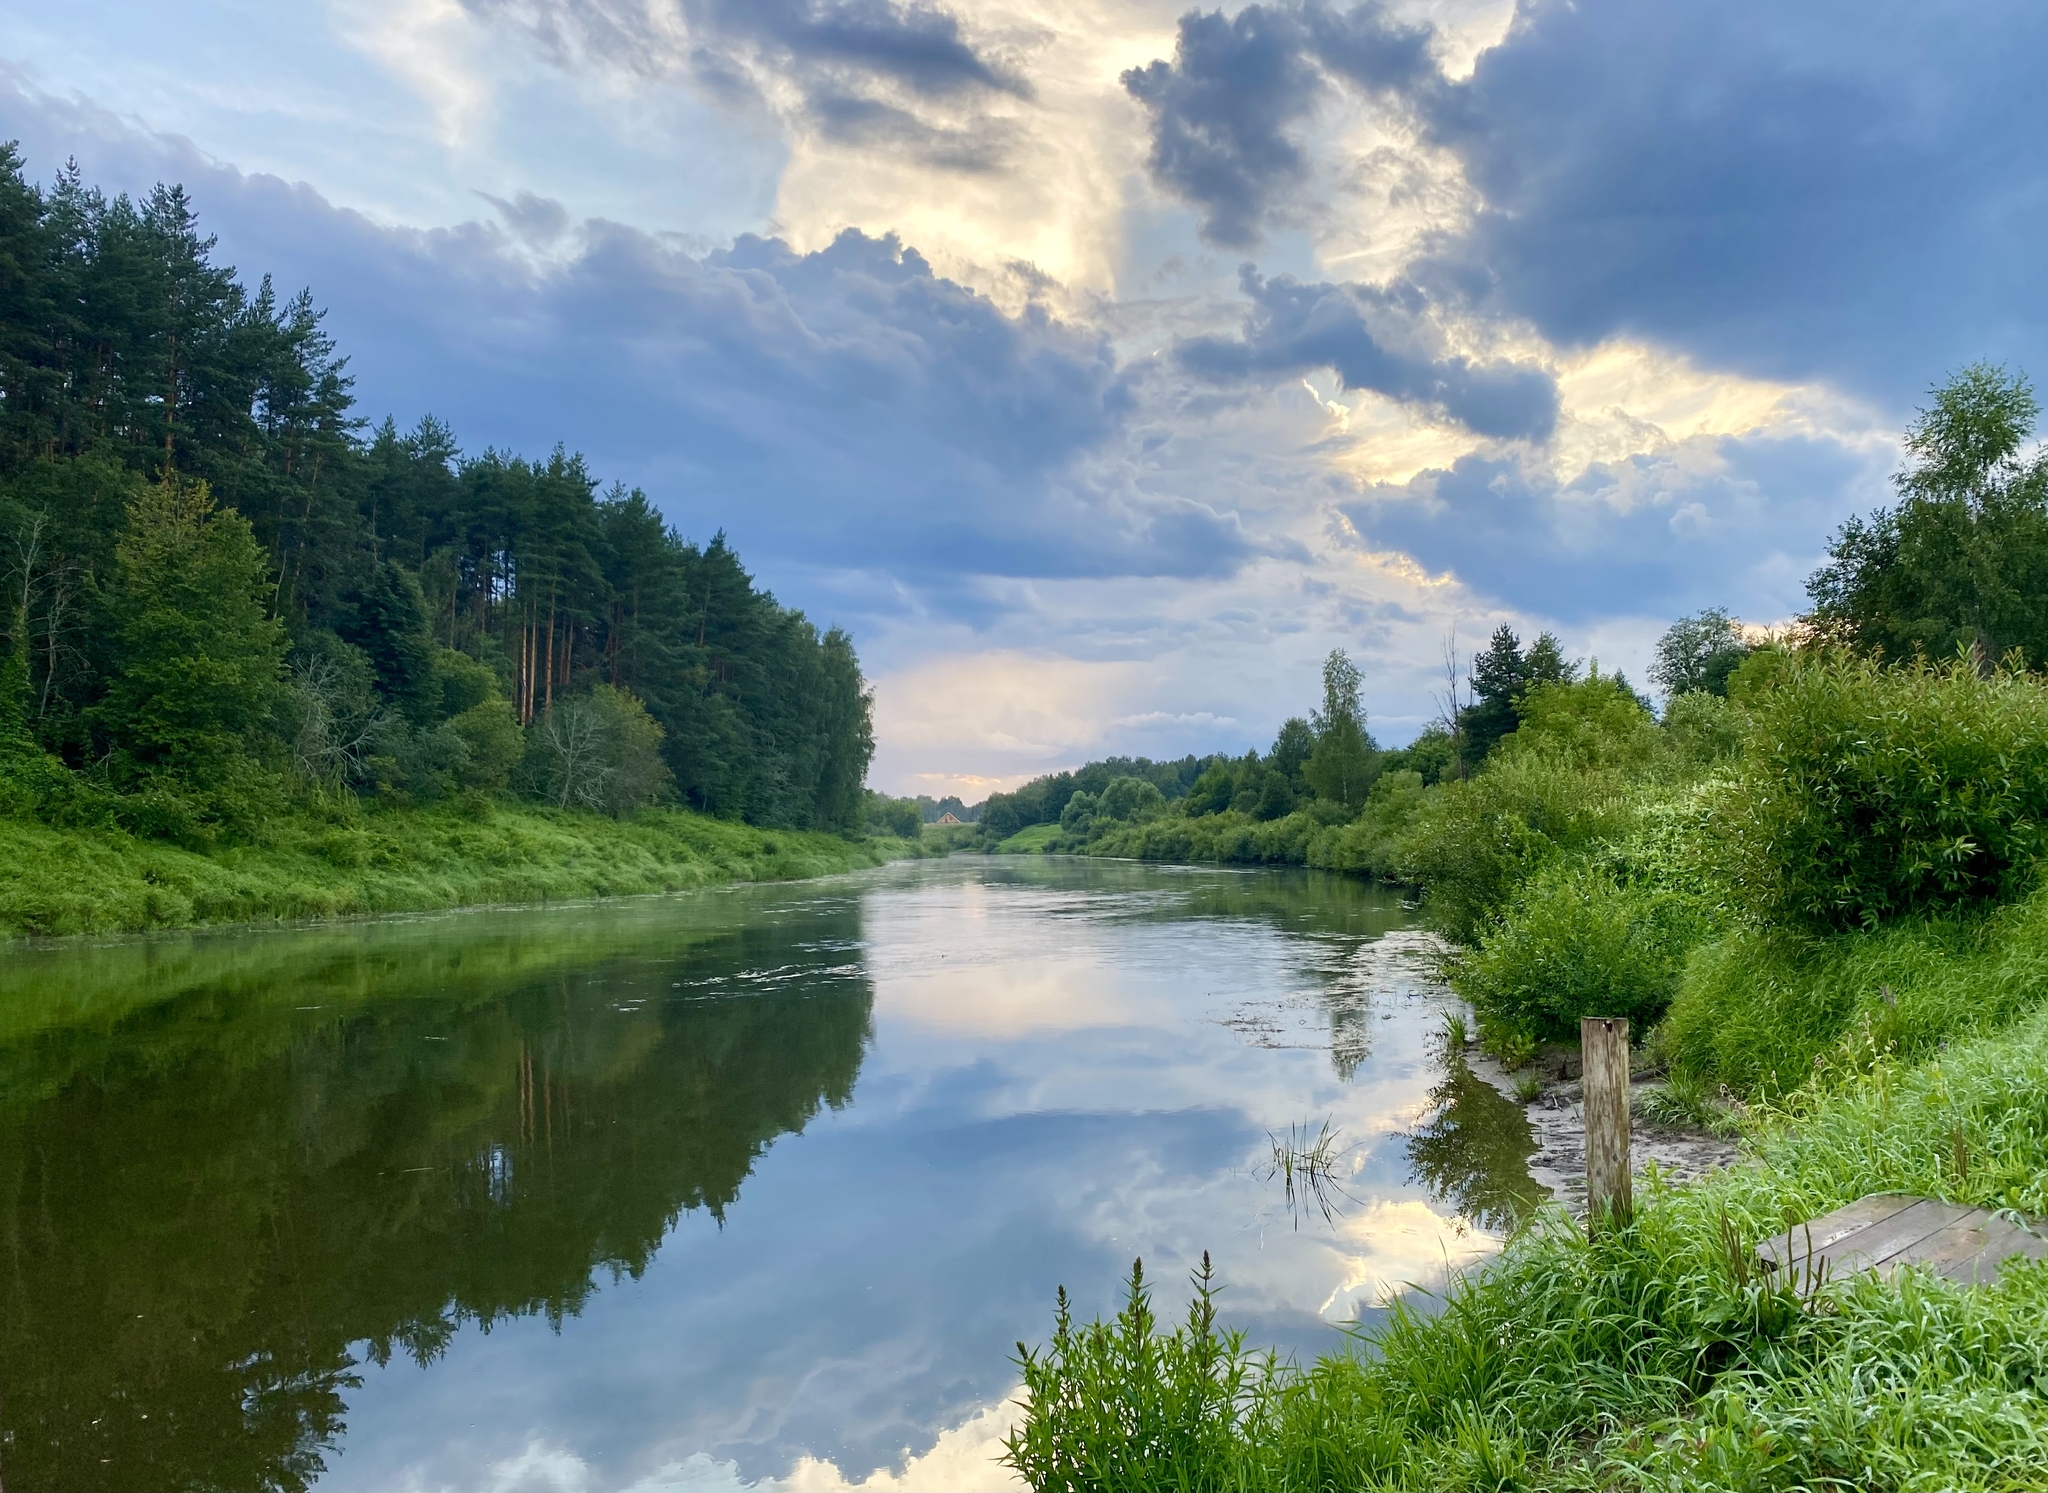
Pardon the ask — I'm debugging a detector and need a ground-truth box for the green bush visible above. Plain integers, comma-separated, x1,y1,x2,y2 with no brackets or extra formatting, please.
1306,769,1428,876
1453,859,1701,1041
1511,671,1663,773
1396,746,1634,944
1087,807,1321,864
1715,651,2048,931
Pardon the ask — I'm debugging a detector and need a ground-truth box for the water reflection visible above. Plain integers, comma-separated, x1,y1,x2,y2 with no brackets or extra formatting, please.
1404,1058,1548,1235
0,860,1541,1493
0,894,874,1492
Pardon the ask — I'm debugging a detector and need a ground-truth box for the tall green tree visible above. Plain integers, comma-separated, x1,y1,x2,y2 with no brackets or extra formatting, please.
1651,608,1751,699
1808,364,2048,666
1458,626,1574,766
97,477,287,784
0,147,877,831
1304,649,1380,810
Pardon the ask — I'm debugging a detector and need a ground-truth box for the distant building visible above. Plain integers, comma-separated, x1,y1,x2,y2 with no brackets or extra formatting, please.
935,812,962,825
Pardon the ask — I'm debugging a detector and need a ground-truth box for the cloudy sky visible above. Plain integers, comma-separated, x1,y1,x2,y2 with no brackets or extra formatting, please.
4,0,2041,796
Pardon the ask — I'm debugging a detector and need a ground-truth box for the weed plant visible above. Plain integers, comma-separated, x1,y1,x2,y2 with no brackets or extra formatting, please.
1262,1121,1354,1229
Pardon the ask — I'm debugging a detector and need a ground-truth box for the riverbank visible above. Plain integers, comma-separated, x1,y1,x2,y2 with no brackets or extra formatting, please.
1011,998,2048,1489
0,804,922,939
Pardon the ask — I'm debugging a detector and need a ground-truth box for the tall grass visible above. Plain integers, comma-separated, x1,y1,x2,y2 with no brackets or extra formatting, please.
1663,882,2048,1096
0,800,917,938
1008,1004,2048,1490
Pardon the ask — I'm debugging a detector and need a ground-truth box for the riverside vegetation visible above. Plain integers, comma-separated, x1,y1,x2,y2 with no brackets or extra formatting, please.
0,148,914,937
1006,368,2048,1490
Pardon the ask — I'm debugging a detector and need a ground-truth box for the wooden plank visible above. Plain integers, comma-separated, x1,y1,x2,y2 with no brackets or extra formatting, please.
1905,1215,2026,1282
1757,1193,1919,1270
1582,1016,1631,1230
1945,1222,2048,1287
1757,1192,2048,1294
1825,1198,1975,1275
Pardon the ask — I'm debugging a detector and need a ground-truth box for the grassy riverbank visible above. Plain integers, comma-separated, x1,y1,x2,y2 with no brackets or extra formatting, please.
1009,934,2048,1491
0,803,919,939
1009,640,2048,1489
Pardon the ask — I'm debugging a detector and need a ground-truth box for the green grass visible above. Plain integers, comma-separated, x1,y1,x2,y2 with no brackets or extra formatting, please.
1009,1003,2048,1491
1662,882,2048,1098
0,801,918,939
996,822,1063,854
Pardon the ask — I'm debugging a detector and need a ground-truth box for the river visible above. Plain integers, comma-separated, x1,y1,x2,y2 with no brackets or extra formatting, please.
0,857,1542,1492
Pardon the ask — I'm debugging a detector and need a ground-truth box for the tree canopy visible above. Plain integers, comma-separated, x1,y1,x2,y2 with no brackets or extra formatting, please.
0,145,872,832
1807,364,2048,667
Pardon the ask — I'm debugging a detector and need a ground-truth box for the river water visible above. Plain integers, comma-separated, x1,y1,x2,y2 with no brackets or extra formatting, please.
0,857,1542,1492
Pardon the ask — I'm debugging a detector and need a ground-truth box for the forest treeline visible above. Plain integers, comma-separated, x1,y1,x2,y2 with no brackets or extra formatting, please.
0,145,872,841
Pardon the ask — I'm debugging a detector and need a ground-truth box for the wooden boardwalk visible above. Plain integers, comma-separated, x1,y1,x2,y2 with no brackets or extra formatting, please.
1758,1193,2048,1290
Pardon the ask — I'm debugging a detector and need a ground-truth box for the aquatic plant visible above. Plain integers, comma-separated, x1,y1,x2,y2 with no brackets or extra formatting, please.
1262,1120,1355,1229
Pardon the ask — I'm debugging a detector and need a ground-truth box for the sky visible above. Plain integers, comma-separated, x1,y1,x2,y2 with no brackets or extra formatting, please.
2,0,2041,798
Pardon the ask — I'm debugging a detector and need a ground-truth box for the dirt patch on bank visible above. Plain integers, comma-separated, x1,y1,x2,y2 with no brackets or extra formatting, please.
1464,1046,1742,1217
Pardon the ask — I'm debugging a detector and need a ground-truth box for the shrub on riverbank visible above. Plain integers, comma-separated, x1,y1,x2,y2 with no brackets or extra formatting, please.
0,802,915,938
1714,651,2048,932
1009,1004,2048,1491
1451,860,1703,1042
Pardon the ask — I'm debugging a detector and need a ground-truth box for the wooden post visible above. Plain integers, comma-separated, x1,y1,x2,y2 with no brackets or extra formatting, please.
1582,1016,1632,1230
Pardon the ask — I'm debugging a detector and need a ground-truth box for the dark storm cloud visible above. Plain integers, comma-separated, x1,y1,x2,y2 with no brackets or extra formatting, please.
1120,1,1430,249
1414,0,2048,403
471,0,1008,92
1179,269,1558,440
1128,0,2048,408
466,0,1023,163
1345,435,1888,623
0,82,1279,625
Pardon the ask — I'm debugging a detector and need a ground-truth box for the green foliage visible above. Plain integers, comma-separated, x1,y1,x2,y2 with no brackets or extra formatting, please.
1808,364,2048,666
1651,607,1752,699
1714,650,2048,931
1268,717,1314,787
1396,747,1633,944
1306,770,1428,877
0,150,876,836
1379,724,1457,785
1453,860,1701,1042
1662,880,2048,1097
527,684,673,816
1660,690,1744,767
1509,671,1662,773
97,477,288,789
1004,1256,1256,1493
1088,807,1323,865
861,790,924,840
1304,713,1378,811
1458,625,1575,767
446,699,524,793
1096,775,1166,824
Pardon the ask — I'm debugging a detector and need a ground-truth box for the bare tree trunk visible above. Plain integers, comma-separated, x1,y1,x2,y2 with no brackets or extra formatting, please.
543,589,557,713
